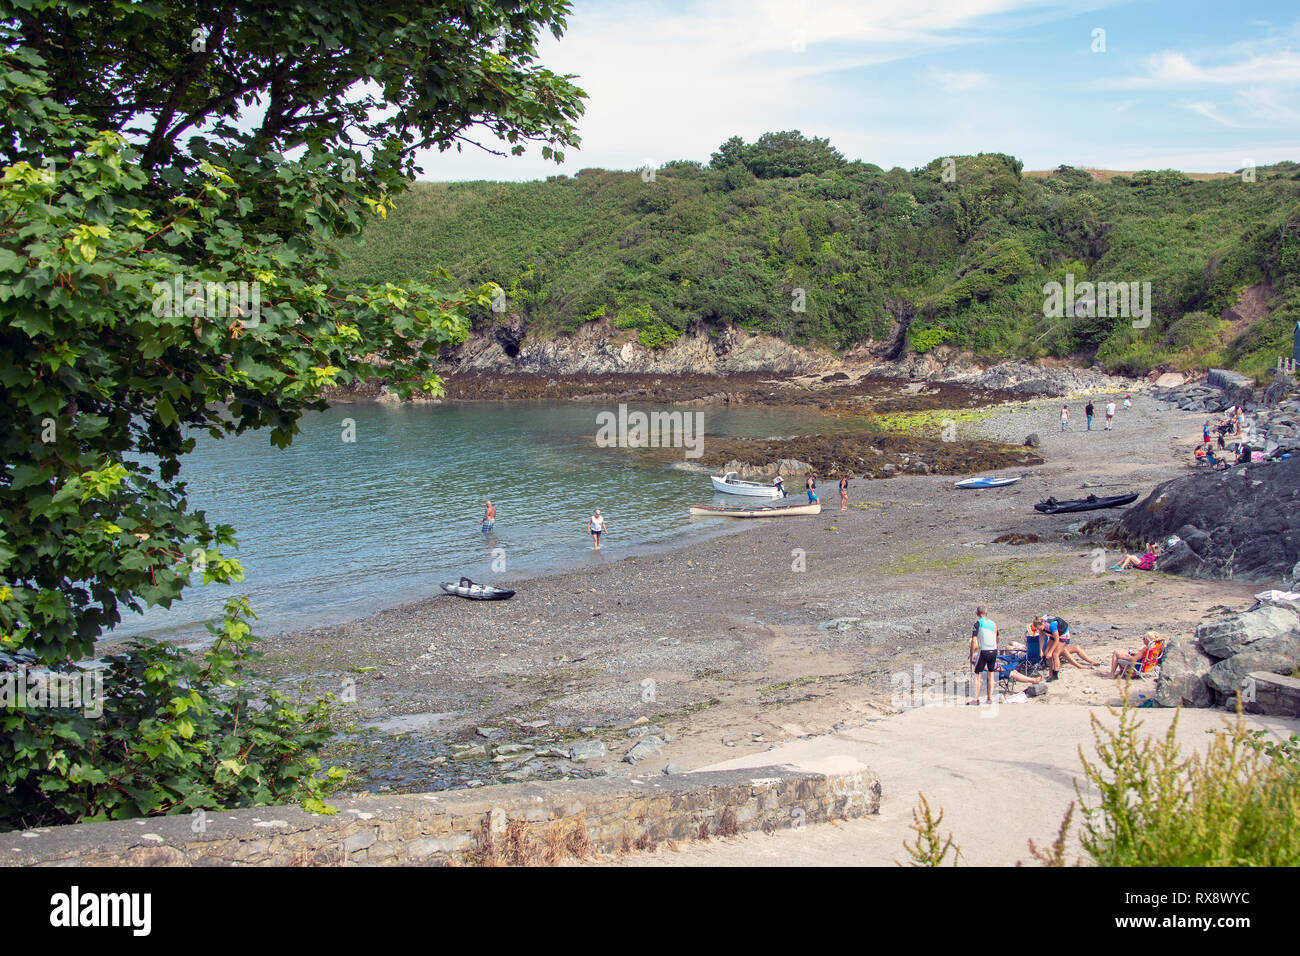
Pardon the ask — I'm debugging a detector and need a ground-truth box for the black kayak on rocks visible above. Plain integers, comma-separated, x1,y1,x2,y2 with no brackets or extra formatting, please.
1034,493,1138,514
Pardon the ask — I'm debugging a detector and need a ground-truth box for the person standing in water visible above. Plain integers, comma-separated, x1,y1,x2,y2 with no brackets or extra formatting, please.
587,509,607,551
839,475,849,512
482,500,496,533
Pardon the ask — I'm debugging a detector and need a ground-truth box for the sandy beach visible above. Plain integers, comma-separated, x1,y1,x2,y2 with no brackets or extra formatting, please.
252,381,1271,800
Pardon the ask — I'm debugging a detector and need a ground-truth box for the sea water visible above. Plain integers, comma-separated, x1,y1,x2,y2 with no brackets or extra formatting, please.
109,401,831,645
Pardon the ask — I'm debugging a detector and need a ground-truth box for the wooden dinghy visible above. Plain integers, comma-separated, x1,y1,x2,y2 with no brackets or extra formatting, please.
440,576,516,600
688,501,821,518
710,471,783,498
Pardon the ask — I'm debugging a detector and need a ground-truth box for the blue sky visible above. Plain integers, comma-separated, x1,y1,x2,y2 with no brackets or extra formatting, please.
415,0,1300,180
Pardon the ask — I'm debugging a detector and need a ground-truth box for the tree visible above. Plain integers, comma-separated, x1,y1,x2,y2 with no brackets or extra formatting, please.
709,135,747,170
0,1,585,826
708,131,845,179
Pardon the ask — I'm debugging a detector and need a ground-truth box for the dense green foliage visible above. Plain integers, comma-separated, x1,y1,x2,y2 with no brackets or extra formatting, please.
1069,700,1300,866
1,599,344,829
0,0,582,827
337,137,1300,379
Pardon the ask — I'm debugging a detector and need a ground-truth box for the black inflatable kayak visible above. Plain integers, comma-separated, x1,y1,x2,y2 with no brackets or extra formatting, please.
1034,493,1138,514
440,577,515,600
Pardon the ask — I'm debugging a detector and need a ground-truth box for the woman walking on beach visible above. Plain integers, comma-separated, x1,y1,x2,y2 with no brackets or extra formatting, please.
839,476,849,512
587,509,607,551
1060,406,1070,431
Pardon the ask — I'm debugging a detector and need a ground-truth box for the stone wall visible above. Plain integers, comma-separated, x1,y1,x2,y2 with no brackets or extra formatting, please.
0,765,880,867
1245,671,1300,718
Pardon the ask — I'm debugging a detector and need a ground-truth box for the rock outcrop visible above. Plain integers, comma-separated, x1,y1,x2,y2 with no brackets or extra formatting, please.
1156,602,1300,711
445,323,825,376
437,320,1140,394
1154,636,1215,708
1119,457,1300,587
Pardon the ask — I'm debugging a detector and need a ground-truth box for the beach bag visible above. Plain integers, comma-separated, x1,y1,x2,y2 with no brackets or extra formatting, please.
1024,683,1048,698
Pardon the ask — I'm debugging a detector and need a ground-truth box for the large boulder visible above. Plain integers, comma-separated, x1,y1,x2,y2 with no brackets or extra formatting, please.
1154,636,1215,708
1119,457,1300,587
1205,632,1300,697
1196,605,1300,659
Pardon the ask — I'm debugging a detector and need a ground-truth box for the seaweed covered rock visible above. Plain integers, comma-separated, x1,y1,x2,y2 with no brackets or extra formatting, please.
1119,457,1300,587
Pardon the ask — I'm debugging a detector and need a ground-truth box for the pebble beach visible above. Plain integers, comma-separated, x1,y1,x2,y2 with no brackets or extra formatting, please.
250,378,1266,795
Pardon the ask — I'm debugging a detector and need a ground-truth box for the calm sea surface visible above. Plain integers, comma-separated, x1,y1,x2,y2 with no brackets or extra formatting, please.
111,401,834,644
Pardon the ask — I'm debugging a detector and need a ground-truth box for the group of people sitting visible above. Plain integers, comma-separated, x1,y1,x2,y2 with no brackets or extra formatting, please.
1195,408,1251,468
968,607,1166,704
968,608,1102,703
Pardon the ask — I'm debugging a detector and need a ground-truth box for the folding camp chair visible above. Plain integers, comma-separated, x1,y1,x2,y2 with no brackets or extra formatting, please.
1116,638,1166,681
997,629,1050,692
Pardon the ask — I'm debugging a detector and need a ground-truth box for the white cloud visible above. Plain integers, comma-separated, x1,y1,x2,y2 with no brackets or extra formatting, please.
929,68,992,93
1116,49,1300,88
413,0,1073,179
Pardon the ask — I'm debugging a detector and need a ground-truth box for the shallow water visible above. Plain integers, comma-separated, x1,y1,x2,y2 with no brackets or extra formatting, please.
111,401,833,645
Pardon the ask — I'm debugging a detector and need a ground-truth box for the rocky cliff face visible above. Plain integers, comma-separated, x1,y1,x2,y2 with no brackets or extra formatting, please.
437,320,1134,396
443,321,824,376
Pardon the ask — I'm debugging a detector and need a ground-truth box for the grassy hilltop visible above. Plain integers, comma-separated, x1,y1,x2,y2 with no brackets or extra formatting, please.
334,132,1300,379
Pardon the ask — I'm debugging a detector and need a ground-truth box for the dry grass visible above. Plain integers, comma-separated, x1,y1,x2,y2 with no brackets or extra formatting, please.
289,844,346,867
465,813,594,867
716,807,740,838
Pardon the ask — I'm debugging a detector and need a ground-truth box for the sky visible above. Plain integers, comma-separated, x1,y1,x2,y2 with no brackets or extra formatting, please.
413,0,1300,181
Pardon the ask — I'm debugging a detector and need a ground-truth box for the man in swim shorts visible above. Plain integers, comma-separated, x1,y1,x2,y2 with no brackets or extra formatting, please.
482,500,496,532
970,606,999,705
